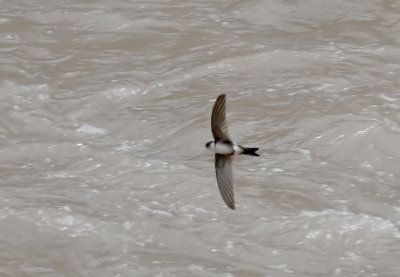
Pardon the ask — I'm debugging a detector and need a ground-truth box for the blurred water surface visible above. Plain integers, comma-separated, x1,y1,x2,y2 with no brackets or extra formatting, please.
1,0,400,276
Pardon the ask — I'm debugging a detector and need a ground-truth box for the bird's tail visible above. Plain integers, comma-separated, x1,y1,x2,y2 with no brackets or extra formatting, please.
239,146,259,156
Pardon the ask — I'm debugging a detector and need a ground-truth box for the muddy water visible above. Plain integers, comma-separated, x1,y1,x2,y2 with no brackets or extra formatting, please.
1,1,400,276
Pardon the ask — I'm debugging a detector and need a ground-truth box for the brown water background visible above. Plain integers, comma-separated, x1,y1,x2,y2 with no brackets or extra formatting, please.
1,1,400,276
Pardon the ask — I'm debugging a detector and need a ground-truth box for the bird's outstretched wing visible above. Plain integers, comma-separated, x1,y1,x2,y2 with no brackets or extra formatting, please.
215,154,235,209
211,94,231,141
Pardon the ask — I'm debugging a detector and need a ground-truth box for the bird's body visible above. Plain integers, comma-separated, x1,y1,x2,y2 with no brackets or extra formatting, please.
205,94,259,209
206,141,258,156
206,141,241,155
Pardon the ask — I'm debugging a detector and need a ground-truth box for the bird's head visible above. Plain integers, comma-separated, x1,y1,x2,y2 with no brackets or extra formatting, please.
205,141,213,150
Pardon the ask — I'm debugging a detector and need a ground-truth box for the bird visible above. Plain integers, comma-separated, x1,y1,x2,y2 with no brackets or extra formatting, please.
205,94,259,209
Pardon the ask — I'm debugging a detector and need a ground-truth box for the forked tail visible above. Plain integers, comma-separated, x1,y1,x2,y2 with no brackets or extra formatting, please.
239,146,259,156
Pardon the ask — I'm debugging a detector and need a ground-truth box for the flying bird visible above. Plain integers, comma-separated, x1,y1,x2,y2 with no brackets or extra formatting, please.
205,94,259,209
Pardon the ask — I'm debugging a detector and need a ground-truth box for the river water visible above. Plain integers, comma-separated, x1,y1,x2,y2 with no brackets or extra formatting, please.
1,1,400,276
